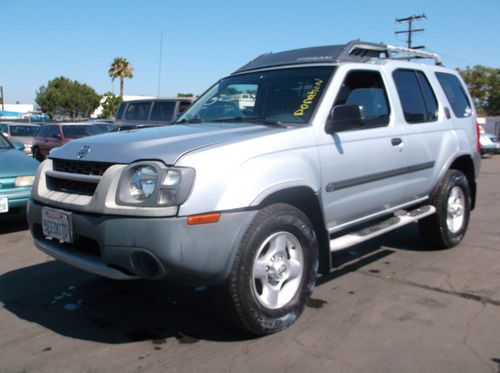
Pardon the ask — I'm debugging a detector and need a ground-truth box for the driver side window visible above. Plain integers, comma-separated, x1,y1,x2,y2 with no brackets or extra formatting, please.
333,70,390,128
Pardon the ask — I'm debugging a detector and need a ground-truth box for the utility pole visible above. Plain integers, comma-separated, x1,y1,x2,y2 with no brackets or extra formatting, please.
0,86,4,111
395,14,426,49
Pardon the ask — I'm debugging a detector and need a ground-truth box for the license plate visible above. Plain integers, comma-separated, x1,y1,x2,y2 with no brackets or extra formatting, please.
42,207,73,243
0,197,8,213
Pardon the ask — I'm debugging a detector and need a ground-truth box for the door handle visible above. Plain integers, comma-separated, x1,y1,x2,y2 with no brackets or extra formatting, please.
391,137,403,146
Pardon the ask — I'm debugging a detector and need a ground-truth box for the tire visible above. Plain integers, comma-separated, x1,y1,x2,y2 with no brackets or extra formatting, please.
218,203,318,336
33,147,43,162
419,169,471,249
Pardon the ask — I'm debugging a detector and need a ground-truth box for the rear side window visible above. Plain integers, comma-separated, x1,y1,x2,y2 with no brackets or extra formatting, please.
124,102,151,120
37,126,49,137
333,70,390,127
435,72,472,118
10,125,39,136
150,101,175,121
48,126,60,138
179,101,191,113
393,69,438,124
115,102,126,119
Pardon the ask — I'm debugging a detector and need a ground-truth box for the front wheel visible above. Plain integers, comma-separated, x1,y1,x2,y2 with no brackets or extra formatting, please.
419,169,471,249
33,147,44,162
219,203,318,335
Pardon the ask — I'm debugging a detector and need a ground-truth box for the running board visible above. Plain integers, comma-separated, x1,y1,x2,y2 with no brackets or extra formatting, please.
330,205,436,252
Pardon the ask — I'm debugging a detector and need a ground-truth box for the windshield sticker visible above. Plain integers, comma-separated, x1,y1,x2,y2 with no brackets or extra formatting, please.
293,78,324,116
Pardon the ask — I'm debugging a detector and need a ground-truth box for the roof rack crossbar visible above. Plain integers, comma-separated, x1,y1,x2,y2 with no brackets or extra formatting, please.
385,45,442,65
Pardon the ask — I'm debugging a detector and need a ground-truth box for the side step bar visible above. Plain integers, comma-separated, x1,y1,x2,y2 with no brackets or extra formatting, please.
330,205,436,252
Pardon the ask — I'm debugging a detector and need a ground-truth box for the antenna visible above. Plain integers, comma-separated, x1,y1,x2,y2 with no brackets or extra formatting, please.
395,14,426,49
157,30,164,98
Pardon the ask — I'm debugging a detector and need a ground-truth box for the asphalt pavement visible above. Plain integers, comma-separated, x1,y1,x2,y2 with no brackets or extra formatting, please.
0,156,499,372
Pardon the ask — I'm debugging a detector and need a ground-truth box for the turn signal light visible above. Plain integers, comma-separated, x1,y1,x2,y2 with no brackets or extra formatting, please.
187,213,221,225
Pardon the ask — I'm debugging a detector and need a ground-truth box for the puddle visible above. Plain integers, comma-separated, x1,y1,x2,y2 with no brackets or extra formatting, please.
152,338,166,345
307,298,328,309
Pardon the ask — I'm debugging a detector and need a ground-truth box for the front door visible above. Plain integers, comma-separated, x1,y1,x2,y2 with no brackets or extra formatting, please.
317,68,407,231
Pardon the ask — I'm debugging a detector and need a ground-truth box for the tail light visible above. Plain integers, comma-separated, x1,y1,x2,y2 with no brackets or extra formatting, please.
476,122,481,153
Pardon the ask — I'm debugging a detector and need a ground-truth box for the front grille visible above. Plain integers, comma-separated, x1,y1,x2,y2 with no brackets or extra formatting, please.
52,159,113,176
47,176,98,196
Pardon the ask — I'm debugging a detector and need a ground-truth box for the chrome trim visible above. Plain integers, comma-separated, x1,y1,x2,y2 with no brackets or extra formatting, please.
45,170,101,183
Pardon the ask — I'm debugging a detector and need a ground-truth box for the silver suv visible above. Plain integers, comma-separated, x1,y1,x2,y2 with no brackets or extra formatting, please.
28,41,480,335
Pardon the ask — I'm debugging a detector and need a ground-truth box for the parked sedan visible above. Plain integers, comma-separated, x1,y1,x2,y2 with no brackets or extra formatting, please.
0,122,40,156
32,123,104,161
480,132,500,156
0,133,39,216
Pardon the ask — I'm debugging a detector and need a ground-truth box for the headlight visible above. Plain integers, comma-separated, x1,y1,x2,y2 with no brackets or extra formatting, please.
15,175,35,187
116,162,195,207
129,166,158,200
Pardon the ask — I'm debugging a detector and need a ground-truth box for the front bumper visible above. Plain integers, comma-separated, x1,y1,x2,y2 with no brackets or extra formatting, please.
28,199,256,285
0,187,32,214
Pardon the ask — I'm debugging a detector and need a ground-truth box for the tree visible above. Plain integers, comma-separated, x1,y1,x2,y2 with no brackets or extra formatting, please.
177,93,194,97
458,65,500,116
99,92,123,119
108,57,134,97
35,76,100,119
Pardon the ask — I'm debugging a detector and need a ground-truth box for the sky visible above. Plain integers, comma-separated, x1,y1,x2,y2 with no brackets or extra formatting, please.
1,0,499,105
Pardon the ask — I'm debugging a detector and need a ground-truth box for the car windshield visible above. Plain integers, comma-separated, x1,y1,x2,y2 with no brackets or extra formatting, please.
62,125,103,138
177,66,334,126
10,125,39,137
0,134,12,149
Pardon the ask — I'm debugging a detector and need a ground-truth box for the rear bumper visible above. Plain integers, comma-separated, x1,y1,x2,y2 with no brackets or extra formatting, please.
28,199,256,285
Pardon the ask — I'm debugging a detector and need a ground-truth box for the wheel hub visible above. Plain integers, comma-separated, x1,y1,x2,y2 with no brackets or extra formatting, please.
446,186,465,233
252,232,304,309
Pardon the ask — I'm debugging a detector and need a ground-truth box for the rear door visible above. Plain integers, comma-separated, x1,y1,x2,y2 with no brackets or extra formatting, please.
317,67,407,231
390,68,452,201
44,125,62,157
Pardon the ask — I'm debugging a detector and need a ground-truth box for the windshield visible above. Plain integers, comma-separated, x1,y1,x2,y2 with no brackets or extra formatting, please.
0,134,12,149
62,125,103,138
178,66,334,126
10,125,40,137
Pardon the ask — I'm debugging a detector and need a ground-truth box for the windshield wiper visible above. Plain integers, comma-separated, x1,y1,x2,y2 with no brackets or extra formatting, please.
175,118,203,124
243,117,288,128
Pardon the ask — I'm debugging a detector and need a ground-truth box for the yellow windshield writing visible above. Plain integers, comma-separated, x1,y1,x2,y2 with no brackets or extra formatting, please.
293,78,324,116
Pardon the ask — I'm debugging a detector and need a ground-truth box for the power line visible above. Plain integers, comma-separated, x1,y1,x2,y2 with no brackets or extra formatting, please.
395,14,426,49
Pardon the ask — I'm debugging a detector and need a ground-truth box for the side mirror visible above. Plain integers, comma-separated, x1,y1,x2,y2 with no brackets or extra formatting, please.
52,133,61,139
13,142,25,151
325,105,363,134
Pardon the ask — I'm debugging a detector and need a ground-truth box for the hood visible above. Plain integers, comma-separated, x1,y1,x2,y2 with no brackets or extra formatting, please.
49,123,281,164
0,148,40,178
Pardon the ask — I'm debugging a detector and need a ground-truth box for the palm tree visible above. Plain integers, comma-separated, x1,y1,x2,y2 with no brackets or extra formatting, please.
108,57,134,97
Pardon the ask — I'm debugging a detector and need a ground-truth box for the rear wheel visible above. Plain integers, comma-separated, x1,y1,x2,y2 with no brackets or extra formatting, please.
218,203,318,335
419,169,471,249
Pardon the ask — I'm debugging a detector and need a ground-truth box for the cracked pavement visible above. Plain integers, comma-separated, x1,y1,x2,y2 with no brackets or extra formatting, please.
1,156,500,372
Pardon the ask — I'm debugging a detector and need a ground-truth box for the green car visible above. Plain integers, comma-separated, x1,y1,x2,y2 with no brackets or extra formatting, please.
0,133,39,216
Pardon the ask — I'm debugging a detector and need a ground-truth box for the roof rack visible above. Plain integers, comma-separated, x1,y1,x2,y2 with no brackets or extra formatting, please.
385,45,442,65
233,41,442,74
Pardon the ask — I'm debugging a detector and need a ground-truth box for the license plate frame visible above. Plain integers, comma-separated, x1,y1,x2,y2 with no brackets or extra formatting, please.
42,207,73,243
0,197,8,213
